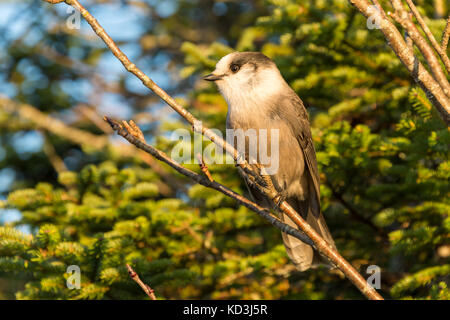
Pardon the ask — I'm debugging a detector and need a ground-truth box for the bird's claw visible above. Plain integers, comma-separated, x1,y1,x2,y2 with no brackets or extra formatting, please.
272,190,287,207
238,166,258,189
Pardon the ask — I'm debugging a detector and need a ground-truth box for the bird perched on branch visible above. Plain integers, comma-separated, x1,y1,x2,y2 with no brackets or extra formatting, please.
204,52,336,271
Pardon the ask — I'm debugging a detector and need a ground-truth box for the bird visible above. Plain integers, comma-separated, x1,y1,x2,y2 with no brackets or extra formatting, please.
203,52,336,271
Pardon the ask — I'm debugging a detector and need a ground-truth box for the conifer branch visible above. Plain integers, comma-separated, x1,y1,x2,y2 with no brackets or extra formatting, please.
388,0,450,96
349,0,450,124
328,183,387,237
126,264,157,300
42,0,384,300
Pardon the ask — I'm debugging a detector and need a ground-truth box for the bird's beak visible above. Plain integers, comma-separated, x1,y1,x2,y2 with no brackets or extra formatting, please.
203,73,223,81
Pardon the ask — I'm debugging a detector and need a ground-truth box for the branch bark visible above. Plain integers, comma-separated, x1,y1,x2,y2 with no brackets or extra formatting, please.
404,0,450,73
442,16,450,50
349,0,450,125
42,0,384,300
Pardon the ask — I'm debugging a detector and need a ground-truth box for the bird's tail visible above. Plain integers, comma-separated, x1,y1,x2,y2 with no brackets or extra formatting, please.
279,198,336,271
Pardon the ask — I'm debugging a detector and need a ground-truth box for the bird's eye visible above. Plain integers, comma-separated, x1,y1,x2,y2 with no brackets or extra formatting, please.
230,64,240,73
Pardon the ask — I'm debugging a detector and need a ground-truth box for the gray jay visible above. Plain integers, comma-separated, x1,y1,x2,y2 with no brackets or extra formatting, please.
204,52,336,271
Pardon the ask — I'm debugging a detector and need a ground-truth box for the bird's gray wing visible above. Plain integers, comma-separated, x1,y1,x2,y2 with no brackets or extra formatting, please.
274,92,321,216
275,91,336,255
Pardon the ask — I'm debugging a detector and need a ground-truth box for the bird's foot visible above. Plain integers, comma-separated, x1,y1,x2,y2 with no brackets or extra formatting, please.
236,163,268,188
272,189,287,208
237,166,259,189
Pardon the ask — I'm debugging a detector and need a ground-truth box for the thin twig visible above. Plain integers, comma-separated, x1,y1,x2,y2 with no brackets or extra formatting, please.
126,264,157,300
348,0,450,124
442,16,450,50
43,0,384,300
388,0,450,97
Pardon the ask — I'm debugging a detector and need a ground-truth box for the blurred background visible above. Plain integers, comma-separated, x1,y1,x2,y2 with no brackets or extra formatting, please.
0,0,448,299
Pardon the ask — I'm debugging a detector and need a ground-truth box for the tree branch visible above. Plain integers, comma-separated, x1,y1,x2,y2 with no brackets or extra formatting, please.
42,0,384,300
0,95,107,149
389,0,450,91
41,131,68,174
442,16,450,50
126,264,157,300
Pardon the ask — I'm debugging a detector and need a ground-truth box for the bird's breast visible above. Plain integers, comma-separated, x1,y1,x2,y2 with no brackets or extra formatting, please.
226,109,307,197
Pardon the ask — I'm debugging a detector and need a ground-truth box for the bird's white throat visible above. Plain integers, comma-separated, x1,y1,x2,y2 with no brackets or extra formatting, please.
218,67,286,118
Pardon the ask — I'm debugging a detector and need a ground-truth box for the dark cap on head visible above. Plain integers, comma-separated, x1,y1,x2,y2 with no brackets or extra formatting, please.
228,52,274,70
203,52,276,82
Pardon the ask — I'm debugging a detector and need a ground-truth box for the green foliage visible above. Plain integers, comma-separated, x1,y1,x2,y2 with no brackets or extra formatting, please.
1,162,291,299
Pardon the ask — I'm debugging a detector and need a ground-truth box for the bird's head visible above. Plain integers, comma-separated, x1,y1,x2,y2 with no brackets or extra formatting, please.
203,52,286,107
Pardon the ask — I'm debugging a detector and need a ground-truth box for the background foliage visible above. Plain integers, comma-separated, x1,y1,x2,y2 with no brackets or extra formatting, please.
0,0,448,299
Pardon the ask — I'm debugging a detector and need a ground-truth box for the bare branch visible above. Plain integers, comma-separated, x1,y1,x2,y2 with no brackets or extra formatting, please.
442,16,450,50
388,0,450,96
349,0,450,124
404,0,450,74
196,153,213,182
